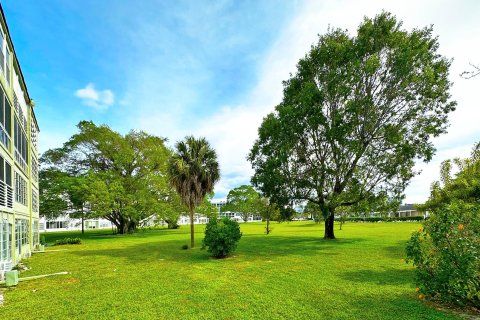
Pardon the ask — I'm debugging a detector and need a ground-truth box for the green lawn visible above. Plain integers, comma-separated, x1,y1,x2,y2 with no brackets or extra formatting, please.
1,222,461,320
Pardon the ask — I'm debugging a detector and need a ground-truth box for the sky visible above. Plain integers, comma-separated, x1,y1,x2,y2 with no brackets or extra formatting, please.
2,0,480,202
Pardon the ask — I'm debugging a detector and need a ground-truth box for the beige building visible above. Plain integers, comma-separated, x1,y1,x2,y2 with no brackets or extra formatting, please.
0,4,39,278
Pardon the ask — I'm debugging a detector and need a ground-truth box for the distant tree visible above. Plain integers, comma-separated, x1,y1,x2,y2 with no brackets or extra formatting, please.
303,201,323,224
159,190,184,229
41,121,172,234
168,136,220,248
197,194,219,221
258,198,280,234
418,142,480,211
278,206,296,222
39,168,69,220
249,12,456,239
222,185,261,223
64,175,91,234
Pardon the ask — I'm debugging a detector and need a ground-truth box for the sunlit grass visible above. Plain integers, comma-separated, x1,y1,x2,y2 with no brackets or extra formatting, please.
1,222,461,319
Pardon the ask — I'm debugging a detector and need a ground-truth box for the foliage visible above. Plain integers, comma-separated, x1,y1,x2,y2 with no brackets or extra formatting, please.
168,136,220,248
257,198,280,234
419,142,480,212
303,201,323,223
222,185,261,222
41,121,173,234
196,194,220,221
346,216,424,222
39,168,69,220
159,190,183,229
248,11,456,239
278,206,296,222
202,217,242,258
406,201,479,306
406,143,480,307
54,237,82,245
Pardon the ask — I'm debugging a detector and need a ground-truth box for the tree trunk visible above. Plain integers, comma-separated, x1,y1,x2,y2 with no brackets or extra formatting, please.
266,219,270,234
324,210,336,239
190,208,195,248
81,208,85,235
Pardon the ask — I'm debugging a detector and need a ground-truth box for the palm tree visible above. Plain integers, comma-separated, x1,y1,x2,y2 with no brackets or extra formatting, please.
168,136,220,248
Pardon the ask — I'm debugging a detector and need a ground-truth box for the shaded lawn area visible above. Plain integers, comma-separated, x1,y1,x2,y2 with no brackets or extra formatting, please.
1,222,461,319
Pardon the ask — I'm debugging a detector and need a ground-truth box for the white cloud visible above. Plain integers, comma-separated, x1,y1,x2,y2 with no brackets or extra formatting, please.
75,83,115,110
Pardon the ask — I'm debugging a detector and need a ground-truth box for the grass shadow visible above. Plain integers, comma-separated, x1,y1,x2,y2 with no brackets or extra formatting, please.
340,268,413,286
68,233,366,265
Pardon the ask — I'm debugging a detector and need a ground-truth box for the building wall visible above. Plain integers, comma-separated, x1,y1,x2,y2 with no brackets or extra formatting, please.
39,216,114,233
0,6,39,278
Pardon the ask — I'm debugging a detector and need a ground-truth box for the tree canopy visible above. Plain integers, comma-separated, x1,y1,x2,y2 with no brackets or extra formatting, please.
248,12,456,239
41,121,173,234
222,185,261,222
419,142,480,211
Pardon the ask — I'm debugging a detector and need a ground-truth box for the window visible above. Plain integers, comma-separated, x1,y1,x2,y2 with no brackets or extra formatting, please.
32,190,38,213
0,218,12,262
15,171,27,205
31,118,38,153
5,48,9,85
14,116,27,171
14,93,27,130
31,156,38,183
46,221,67,229
32,220,39,247
0,88,11,150
0,155,12,208
15,219,28,255
0,31,4,74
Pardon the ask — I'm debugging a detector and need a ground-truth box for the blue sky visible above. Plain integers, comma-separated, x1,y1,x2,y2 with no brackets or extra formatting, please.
3,0,297,141
2,0,480,201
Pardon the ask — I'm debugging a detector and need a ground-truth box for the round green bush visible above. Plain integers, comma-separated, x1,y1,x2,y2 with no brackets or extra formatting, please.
406,201,480,307
202,217,242,258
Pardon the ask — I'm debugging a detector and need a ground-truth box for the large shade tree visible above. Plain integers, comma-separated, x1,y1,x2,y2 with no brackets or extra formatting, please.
222,185,261,223
168,136,220,248
248,12,456,239
41,121,173,234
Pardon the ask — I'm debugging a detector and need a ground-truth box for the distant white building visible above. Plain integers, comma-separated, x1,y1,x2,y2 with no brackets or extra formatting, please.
39,215,114,232
212,198,262,223
39,199,263,233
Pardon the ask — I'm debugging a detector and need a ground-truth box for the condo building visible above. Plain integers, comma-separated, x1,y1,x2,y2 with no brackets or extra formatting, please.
0,5,40,278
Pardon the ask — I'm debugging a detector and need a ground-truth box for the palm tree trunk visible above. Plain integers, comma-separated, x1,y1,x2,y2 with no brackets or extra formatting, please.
190,208,195,248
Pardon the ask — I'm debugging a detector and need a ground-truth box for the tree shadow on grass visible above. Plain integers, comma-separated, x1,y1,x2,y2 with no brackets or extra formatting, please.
383,240,410,259
68,235,366,264
329,292,460,320
340,268,414,286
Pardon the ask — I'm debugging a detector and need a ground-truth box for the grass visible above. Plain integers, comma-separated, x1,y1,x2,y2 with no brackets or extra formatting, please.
1,221,462,320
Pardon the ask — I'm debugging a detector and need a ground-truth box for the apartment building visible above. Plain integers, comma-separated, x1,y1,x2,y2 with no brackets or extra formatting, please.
0,5,39,277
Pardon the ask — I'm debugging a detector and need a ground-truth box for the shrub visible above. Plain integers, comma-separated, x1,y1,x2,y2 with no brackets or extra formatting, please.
40,235,46,245
406,201,480,307
54,237,82,246
202,217,242,258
